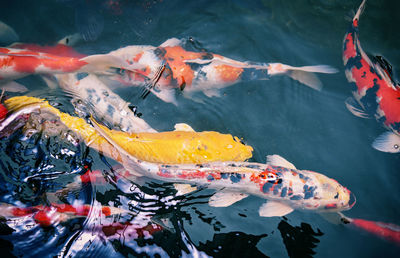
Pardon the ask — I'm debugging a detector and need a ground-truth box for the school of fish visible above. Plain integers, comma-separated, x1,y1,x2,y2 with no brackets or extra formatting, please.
0,0,398,252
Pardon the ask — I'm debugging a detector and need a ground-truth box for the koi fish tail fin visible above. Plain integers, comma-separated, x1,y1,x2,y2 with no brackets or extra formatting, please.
80,54,142,76
267,63,338,91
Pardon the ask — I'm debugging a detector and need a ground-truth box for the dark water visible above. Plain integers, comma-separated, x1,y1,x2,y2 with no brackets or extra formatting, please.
0,0,399,257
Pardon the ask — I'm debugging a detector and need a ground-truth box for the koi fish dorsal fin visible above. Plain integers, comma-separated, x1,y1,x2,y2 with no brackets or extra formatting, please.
209,191,249,207
160,38,182,48
266,155,296,169
173,183,197,195
372,131,400,153
258,201,294,217
174,123,195,132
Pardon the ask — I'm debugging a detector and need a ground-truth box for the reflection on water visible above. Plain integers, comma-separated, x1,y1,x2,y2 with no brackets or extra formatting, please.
278,220,323,258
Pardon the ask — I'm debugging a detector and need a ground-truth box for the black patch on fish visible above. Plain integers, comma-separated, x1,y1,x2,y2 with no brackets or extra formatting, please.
76,72,89,80
359,80,379,115
345,55,363,70
154,47,166,58
290,195,302,201
106,104,115,116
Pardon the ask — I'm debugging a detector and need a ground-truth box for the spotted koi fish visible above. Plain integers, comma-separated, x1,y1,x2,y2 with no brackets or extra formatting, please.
343,0,400,153
105,38,338,105
0,44,137,84
2,96,253,164
91,119,355,217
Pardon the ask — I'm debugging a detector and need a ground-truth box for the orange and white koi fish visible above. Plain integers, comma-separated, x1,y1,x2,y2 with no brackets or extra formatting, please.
105,38,338,104
0,45,138,84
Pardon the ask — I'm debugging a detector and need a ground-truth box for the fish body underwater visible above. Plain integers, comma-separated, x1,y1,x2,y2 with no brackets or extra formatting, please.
343,0,400,152
0,44,139,84
91,120,355,218
105,38,338,104
2,96,253,164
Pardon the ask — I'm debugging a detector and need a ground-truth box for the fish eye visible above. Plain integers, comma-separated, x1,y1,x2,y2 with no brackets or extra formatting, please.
394,144,399,149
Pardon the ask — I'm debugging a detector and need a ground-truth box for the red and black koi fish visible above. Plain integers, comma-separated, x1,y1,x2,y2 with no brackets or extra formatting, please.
343,0,400,152
105,38,338,105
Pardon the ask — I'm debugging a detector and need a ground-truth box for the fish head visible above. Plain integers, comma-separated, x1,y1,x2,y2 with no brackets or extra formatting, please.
313,173,356,212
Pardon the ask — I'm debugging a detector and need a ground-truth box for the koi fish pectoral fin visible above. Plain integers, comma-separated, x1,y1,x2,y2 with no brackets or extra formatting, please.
173,183,198,195
151,88,178,106
203,89,221,98
208,191,249,207
0,81,28,93
258,201,294,217
372,131,400,153
266,154,296,169
140,62,166,99
174,123,195,132
345,97,371,118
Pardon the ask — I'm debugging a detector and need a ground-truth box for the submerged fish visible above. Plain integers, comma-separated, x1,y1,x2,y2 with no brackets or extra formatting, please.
340,214,400,245
343,0,400,153
7,42,160,133
2,96,253,164
0,46,138,84
105,38,338,104
91,120,355,218
0,202,131,227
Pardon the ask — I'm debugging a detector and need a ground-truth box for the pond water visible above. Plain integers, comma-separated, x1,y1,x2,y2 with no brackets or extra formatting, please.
0,0,399,257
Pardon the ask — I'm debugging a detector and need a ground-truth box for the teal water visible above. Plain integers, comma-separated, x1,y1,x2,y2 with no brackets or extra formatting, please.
0,0,399,257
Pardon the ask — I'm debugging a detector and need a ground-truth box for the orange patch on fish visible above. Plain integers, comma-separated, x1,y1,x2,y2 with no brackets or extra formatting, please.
162,46,205,86
214,64,243,82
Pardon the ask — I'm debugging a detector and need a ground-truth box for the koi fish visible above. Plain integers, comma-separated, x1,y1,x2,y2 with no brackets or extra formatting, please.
0,202,132,227
54,72,157,133
2,96,253,164
343,0,400,152
105,38,338,105
0,46,139,84
91,120,356,218
336,213,400,245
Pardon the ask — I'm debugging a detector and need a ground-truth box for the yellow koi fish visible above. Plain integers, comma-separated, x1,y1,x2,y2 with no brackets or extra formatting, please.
3,96,253,164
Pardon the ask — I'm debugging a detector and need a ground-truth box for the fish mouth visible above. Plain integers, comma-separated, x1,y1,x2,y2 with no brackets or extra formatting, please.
348,191,356,209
